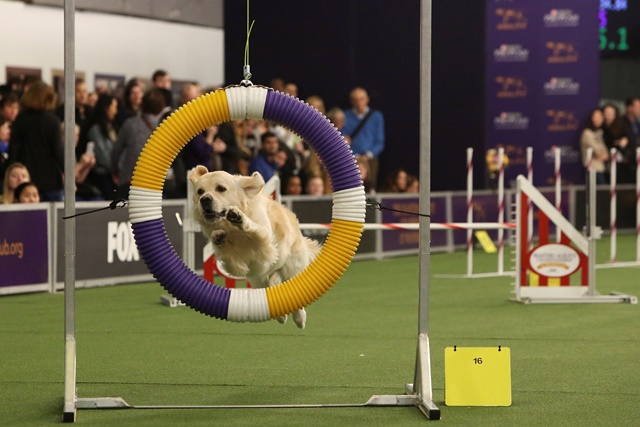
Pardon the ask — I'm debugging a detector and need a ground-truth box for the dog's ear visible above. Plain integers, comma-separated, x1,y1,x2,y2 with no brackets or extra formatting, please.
188,165,209,183
240,172,265,198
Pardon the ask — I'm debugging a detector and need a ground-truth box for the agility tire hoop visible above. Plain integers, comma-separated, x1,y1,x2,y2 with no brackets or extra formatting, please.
129,85,366,322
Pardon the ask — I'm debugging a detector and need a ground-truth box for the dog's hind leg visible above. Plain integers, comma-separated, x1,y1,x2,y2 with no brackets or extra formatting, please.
291,308,306,329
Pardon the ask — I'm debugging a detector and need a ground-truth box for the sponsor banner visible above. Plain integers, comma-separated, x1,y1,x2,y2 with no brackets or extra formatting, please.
486,0,600,186
529,243,581,277
54,202,185,282
429,195,448,249
380,196,420,252
0,207,49,288
451,194,502,246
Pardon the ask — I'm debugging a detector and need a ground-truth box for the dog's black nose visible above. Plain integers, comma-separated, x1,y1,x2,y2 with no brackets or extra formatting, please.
200,195,213,211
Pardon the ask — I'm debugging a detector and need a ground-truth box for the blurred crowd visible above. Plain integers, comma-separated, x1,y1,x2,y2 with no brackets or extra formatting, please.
580,97,640,185
0,70,423,205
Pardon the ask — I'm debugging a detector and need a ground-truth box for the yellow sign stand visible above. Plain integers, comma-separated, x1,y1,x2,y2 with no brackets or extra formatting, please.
474,231,497,253
444,346,511,406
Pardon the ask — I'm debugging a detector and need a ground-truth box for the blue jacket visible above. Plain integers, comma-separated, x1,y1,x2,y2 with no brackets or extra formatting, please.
342,108,385,158
249,152,279,181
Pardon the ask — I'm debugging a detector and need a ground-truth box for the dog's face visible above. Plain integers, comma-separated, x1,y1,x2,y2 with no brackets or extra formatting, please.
188,166,265,224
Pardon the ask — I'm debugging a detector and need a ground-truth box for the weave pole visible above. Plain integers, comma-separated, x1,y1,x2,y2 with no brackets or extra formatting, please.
526,147,533,249
610,148,617,264
554,147,561,242
466,147,474,276
497,147,505,275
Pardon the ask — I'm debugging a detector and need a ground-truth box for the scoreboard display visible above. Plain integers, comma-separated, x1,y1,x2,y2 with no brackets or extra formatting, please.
600,0,640,57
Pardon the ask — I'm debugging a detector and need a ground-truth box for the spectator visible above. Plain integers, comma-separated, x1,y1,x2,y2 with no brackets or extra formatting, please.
303,150,331,195
152,69,172,90
0,117,10,182
62,121,101,201
115,78,144,129
9,81,64,201
342,87,385,190
152,69,174,111
111,88,167,199
13,181,40,204
226,119,259,175
406,175,419,193
181,83,228,173
305,176,325,196
580,108,609,185
55,79,93,152
0,92,20,123
284,82,298,98
356,156,374,194
86,92,98,109
306,95,326,115
327,106,345,132
270,77,286,93
86,94,118,199
380,168,409,193
1,162,30,204
283,174,302,195
620,97,640,183
249,131,281,181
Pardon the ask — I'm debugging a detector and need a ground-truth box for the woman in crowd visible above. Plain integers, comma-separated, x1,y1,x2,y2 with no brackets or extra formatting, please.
8,81,64,201
1,162,30,204
14,181,40,204
115,78,144,129
580,108,609,184
380,168,409,193
87,94,118,199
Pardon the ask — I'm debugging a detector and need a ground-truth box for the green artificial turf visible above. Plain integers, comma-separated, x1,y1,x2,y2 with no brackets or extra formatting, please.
1,235,639,426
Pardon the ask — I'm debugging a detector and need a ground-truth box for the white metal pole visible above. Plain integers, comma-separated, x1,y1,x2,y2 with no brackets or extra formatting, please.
466,147,473,276
414,0,439,418
554,147,561,242
610,148,617,264
62,0,77,423
526,147,533,249
587,148,596,296
497,147,505,275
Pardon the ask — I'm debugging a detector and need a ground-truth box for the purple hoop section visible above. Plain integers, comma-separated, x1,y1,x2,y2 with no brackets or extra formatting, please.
131,219,230,318
263,91,362,192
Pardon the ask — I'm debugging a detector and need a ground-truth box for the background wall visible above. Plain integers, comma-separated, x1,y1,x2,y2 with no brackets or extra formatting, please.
224,0,486,192
0,0,225,93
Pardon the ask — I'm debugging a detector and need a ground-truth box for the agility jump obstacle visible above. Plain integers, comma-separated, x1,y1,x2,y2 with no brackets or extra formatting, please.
63,2,439,420
512,174,636,304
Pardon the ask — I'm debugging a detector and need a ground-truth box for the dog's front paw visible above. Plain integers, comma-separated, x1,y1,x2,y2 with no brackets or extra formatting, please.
225,207,243,226
211,230,227,246
276,314,288,324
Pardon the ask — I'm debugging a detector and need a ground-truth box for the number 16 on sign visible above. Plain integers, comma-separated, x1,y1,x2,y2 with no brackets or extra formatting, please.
444,346,512,406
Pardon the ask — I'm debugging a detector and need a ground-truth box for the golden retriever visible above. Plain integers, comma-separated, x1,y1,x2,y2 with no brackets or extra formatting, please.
188,166,321,328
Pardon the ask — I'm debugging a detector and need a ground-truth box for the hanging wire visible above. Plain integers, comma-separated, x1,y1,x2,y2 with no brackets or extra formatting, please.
242,0,255,82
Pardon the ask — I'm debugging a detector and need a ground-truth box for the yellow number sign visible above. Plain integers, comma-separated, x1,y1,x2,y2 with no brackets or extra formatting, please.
445,346,511,406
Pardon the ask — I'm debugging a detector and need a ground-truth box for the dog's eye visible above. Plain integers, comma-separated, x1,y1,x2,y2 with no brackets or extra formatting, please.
216,185,226,193
197,188,204,196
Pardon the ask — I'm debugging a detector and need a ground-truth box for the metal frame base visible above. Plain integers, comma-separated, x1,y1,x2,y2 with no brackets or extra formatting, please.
511,292,637,305
76,394,431,411
160,295,185,307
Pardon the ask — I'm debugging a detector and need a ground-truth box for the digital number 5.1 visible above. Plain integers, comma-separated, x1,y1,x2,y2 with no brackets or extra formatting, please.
600,26,630,51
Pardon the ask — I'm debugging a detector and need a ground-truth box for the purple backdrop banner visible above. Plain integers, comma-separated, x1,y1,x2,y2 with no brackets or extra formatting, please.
380,195,448,252
486,0,600,187
0,209,48,287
